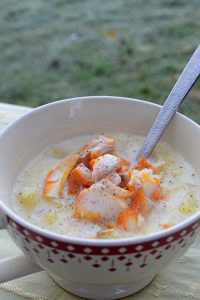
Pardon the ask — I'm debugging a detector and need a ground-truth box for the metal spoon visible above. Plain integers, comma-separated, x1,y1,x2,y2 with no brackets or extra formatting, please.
136,44,200,162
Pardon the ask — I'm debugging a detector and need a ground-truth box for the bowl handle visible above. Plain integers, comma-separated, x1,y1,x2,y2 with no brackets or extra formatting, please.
0,254,42,283
0,215,41,283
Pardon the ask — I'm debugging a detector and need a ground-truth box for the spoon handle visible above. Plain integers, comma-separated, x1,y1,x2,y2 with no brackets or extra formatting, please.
136,44,200,162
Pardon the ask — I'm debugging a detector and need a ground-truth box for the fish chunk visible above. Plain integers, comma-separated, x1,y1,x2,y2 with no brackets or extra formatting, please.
68,163,94,195
79,135,116,159
92,154,121,181
105,172,121,186
73,179,133,222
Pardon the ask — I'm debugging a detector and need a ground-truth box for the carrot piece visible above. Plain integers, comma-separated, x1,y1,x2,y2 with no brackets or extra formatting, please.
68,163,93,195
117,208,138,230
131,188,150,215
107,223,114,229
89,159,96,169
43,154,79,198
70,166,93,186
162,224,172,229
68,174,84,195
152,188,165,201
135,156,154,171
43,170,57,195
127,183,136,193
120,157,131,167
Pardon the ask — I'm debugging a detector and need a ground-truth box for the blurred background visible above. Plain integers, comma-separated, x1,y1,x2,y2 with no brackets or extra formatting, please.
0,0,200,123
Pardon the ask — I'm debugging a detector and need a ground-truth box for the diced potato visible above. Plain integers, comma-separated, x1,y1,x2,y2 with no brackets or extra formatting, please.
17,188,40,210
179,195,197,214
43,211,58,224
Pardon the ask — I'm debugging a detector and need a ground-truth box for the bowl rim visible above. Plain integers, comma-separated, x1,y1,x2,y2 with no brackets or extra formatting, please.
0,95,200,246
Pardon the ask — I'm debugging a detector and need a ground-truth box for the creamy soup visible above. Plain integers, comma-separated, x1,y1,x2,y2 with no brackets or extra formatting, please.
13,132,200,239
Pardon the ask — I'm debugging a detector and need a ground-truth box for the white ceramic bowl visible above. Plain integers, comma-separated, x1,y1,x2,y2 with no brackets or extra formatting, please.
0,96,199,300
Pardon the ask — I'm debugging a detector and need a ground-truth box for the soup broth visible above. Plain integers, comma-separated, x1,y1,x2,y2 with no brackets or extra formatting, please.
13,132,200,239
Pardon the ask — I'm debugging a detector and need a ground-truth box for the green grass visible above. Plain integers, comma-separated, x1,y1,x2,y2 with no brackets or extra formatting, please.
0,0,200,122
